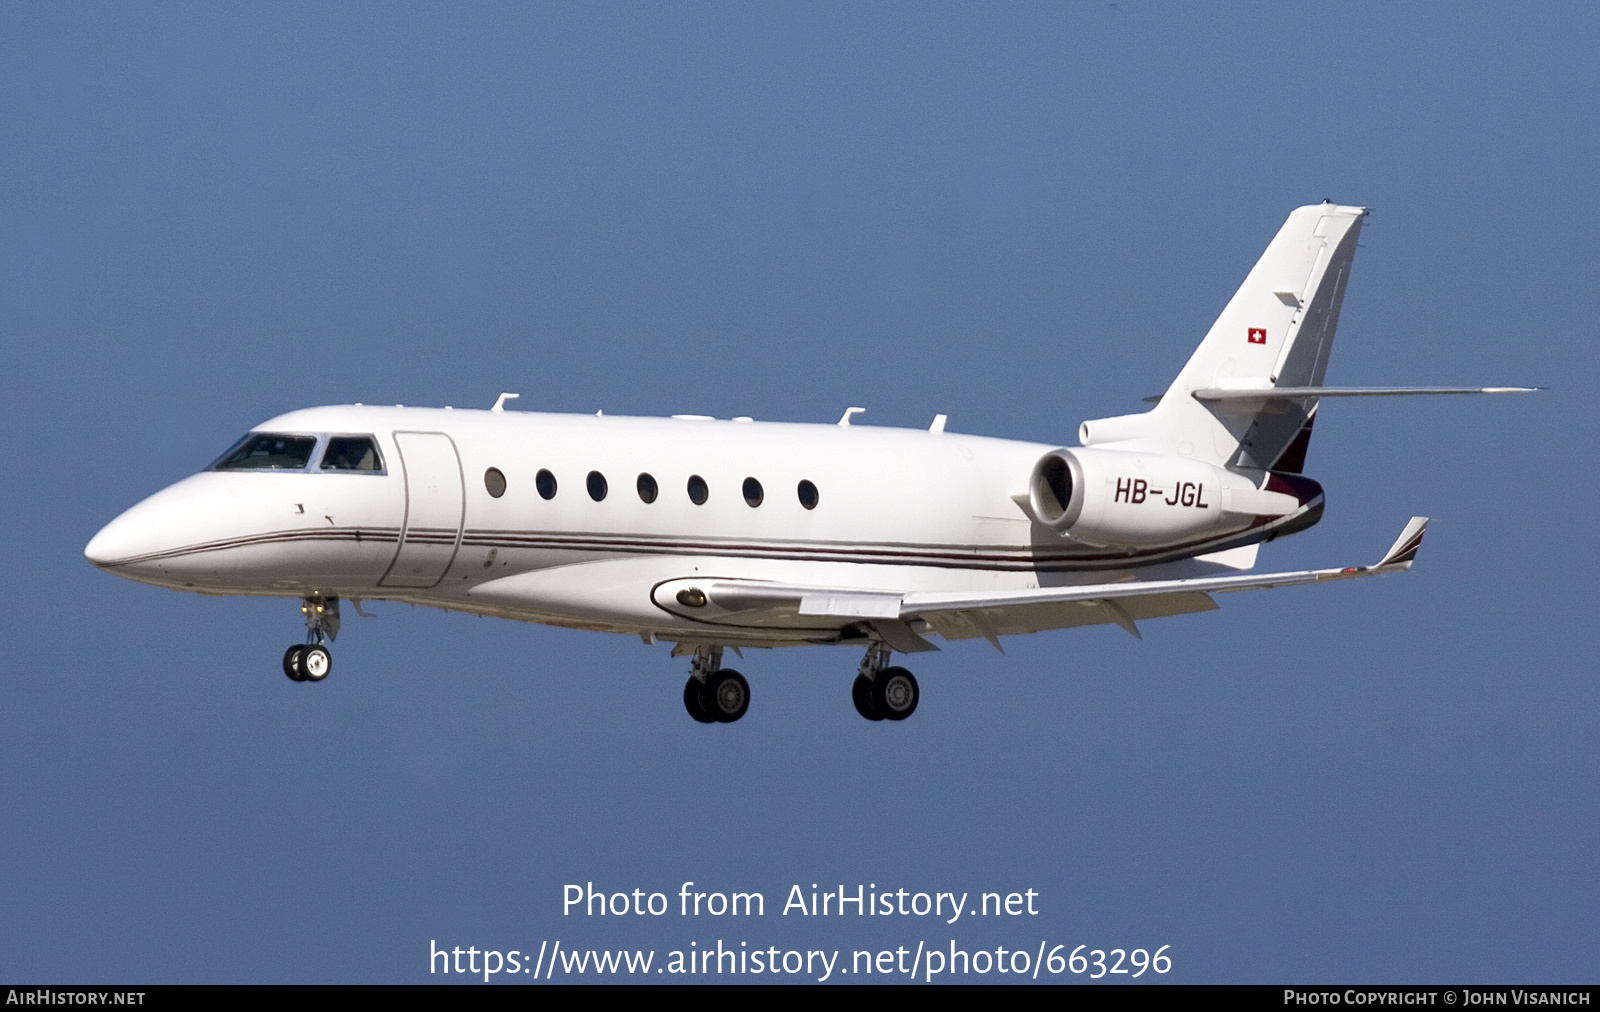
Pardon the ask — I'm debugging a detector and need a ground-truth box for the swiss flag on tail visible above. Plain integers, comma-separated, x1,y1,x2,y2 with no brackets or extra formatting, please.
1247,327,1267,344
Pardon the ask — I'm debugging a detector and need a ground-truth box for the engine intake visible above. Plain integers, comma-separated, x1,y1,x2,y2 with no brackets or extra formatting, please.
1031,450,1085,527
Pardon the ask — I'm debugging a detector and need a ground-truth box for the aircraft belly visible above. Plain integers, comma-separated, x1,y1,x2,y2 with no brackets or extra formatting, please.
463,558,828,630
466,556,700,627
460,554,1045,632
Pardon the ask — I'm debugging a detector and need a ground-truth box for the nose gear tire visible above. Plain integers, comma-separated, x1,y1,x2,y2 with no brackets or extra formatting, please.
300,644,332,681
283,645,308,682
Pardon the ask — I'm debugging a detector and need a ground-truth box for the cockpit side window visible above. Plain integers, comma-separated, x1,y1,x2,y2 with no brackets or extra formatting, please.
320,435,383,472
213,433,318,471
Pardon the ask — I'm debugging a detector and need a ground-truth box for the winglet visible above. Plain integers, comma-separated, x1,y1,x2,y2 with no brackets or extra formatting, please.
1375,517,1429,568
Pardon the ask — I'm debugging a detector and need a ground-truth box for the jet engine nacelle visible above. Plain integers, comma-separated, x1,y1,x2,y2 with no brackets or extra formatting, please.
1027,447,1303,548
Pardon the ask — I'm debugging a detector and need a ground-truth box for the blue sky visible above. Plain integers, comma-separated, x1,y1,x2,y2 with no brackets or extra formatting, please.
2,3,1595,983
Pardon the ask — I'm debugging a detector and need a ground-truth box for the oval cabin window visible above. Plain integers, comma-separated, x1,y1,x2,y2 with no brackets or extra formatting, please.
587,471,608,502
484,467,507,498
536,469,557,500
797,480,819,510
637,473,658,503
687,475,709,505
742,477,763,507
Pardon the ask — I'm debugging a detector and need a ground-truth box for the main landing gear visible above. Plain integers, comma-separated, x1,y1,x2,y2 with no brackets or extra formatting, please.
682,646,750,724
284,596,339,683
852,643,919,721
676,642,920,723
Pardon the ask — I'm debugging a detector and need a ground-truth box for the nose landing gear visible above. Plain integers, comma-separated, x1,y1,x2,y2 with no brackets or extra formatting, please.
681,646,749,723
853,643,918,721
283,643,332,682
283,596,338,683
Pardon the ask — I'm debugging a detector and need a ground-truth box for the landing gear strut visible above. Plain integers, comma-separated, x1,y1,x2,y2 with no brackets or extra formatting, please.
284,596,338,683
682,646,749,723
853,643,918,721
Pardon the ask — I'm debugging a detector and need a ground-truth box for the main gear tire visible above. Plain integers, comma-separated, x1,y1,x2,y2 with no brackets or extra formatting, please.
871,666,919,720
700,669,750,723
852,674,883,720
683,677,716,723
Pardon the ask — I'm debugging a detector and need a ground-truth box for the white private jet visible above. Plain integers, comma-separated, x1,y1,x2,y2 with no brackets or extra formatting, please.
86,203,1531,724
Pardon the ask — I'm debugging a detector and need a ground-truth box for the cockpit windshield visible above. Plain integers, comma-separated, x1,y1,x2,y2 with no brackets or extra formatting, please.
213,433,318,471
320,436,382,472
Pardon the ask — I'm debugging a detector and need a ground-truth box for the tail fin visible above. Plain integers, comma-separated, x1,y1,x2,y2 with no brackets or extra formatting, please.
1080,202,1367,469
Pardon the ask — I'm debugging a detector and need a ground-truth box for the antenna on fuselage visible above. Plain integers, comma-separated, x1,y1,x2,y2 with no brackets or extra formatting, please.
491,392,520,413
838,406,865,427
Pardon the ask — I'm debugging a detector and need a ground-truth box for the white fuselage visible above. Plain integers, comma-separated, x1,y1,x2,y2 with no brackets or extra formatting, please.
85,404,1315,648
80,205,1472,724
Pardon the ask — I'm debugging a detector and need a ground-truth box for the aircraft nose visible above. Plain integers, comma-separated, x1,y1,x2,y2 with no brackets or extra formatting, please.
85,509,154,569
84,473,243,584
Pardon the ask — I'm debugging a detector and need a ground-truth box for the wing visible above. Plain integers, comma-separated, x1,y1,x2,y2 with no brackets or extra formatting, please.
900,516,1427,645
666,518,1428,650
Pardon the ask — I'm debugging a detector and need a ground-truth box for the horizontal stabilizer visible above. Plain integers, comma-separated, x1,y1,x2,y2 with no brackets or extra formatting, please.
1192,386,1539,401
